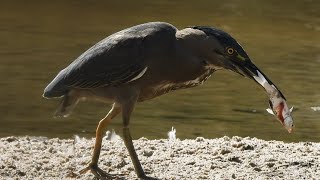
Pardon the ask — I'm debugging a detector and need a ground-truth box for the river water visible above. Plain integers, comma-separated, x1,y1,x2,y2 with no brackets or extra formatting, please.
0,0,319,142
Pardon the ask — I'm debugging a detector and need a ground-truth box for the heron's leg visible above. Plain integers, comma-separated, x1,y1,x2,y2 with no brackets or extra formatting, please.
80,103,121,177
122,100,146,178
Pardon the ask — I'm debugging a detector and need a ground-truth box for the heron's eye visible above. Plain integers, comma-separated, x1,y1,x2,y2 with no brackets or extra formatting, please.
226,47,235,55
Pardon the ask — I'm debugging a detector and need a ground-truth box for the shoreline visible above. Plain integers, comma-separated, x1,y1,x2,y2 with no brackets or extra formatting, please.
1,136,319,179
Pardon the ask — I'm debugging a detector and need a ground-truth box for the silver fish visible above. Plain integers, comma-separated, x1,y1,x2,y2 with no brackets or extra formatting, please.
253,70,294,133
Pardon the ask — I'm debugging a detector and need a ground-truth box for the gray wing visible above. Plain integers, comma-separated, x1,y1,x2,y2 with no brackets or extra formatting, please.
63,22,177,89
64,36,146,88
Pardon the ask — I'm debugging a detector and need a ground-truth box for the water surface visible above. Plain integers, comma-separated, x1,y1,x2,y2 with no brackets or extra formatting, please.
1,0,319,142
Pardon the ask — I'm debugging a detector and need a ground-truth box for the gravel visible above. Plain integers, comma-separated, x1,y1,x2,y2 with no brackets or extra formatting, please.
0,136,319,179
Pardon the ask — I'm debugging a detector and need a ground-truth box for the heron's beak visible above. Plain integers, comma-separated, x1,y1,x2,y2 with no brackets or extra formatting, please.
229,56,284,96
231,57,260,80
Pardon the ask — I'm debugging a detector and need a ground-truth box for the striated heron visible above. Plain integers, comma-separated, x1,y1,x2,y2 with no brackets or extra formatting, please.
43,22,287,179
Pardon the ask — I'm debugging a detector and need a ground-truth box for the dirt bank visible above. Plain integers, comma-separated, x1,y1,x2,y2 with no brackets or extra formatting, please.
0,136,319,179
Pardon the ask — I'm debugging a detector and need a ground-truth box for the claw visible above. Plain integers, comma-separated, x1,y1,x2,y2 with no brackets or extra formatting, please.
79,165,91,174
79,163,125,180
79,163,107,179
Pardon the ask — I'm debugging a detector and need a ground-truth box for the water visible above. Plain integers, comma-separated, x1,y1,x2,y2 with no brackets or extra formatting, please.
1,0,319,142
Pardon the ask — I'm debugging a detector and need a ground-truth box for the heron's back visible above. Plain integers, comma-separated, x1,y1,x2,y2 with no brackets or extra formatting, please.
43,22,178,99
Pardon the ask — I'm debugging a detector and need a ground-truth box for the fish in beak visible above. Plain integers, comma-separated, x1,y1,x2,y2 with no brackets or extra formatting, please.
229,57,294,133
252,70,294,133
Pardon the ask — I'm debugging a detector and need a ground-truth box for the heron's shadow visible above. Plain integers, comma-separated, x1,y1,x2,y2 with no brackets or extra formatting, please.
143,176,160,180
92,173,160,180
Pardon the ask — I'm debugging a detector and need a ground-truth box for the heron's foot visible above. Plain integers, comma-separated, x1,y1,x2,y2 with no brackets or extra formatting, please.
139,175,160,180
79,163,123,180
79,163,106,178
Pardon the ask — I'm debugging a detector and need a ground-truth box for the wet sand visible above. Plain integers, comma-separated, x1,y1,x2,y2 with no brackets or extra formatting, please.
1,136,319,179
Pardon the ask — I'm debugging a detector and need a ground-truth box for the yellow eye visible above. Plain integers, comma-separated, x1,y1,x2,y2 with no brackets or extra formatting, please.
226,47,235,55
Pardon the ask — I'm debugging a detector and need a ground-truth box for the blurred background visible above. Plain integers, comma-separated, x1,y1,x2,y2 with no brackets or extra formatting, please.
0,0,319,142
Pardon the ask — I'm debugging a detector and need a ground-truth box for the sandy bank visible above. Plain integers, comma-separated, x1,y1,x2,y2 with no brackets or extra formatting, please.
0,136,319,179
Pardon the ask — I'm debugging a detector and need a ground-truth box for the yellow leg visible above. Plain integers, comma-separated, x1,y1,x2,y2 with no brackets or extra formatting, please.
121,98,146,178
123,127,146,178
80,103,121,178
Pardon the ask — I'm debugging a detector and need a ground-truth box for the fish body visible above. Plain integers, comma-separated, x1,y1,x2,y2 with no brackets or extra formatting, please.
253,70,294,133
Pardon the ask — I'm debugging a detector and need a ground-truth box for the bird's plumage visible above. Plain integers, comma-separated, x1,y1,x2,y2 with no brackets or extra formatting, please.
44,22,177,98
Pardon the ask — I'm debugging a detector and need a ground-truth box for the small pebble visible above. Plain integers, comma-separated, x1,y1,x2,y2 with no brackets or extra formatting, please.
220,149,231,155
143,150,154,157
196,137,205,142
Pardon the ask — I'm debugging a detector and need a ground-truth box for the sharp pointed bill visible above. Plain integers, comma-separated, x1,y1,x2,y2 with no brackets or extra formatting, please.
253,70,278,94
253,70,294,133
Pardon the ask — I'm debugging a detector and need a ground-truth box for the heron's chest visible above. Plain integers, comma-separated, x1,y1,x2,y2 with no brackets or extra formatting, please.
160,69,214,89
138,68,215,101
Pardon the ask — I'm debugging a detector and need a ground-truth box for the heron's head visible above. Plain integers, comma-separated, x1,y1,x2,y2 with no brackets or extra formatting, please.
178,26,262,80
177,26,293,133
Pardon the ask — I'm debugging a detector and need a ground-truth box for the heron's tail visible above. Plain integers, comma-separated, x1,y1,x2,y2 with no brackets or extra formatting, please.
54,92,79,118
43,69,68,98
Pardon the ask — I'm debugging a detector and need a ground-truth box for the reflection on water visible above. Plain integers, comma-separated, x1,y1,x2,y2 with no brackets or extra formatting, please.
0,0,319,142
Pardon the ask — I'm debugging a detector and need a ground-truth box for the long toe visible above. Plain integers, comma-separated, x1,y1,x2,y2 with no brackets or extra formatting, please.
80,163,125,180
79,165,91,175
79,164,106,179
